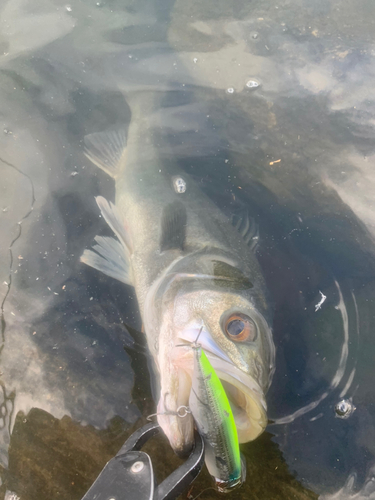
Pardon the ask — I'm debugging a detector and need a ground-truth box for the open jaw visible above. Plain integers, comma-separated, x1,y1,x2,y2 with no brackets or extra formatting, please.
157,330,268,455
208,357,267,442
177,349,267,442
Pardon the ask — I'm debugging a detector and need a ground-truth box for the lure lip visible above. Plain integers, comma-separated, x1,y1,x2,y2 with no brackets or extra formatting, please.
215,476,243,493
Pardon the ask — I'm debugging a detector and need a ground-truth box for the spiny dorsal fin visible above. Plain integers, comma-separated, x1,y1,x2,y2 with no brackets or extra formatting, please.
80,196,133,286
81,235,133,286
84,129,127,178
160,201,187,252
232,212,259,251
96,196,133,255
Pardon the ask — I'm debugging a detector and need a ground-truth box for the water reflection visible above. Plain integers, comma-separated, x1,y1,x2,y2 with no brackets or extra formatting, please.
269,280,351,426
321,466,375,500
0,0,375,497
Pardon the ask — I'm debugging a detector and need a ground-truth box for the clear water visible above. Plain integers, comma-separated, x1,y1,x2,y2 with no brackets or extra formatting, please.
1,0,375,498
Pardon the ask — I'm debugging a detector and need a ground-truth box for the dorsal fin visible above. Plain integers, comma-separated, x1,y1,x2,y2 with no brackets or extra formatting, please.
160,201,187,252
232,212,259,251
84,129,127,178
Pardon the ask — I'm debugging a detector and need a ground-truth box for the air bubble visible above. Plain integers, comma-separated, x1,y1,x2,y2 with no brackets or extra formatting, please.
335,399,355,419
246,79,260,89
226,87,235,94
173,177,187,193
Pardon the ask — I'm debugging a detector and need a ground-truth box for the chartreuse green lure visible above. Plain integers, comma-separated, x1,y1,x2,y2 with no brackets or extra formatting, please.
189,344,244,493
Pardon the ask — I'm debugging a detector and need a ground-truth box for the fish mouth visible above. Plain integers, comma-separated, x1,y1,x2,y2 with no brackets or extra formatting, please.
206,356,267,442
175,329,268,443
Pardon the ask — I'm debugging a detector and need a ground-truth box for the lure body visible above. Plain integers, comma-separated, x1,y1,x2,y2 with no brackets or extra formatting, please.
189,345,244,492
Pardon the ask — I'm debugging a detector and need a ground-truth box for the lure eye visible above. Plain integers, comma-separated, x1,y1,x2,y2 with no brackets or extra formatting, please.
225,314,257,342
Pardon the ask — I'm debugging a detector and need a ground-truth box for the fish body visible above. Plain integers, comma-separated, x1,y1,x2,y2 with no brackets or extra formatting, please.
81,91,275,457
189,343,243,492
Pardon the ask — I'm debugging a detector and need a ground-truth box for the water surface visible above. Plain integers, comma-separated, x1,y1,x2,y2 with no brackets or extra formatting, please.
1,0,375,498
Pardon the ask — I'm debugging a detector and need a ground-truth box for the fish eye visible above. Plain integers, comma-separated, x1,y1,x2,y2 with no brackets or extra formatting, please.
224,314,257,342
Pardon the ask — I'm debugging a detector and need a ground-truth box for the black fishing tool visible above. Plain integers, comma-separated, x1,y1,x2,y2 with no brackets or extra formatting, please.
81,422,205,500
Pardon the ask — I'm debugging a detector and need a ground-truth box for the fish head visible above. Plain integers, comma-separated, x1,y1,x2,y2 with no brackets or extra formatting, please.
153,280,275,453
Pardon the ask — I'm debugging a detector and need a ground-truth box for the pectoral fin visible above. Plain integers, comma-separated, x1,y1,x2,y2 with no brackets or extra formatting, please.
212,260,253,290
160,201,187,252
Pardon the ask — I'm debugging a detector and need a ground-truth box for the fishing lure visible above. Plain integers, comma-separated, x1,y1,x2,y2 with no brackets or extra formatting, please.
189,336,245,493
